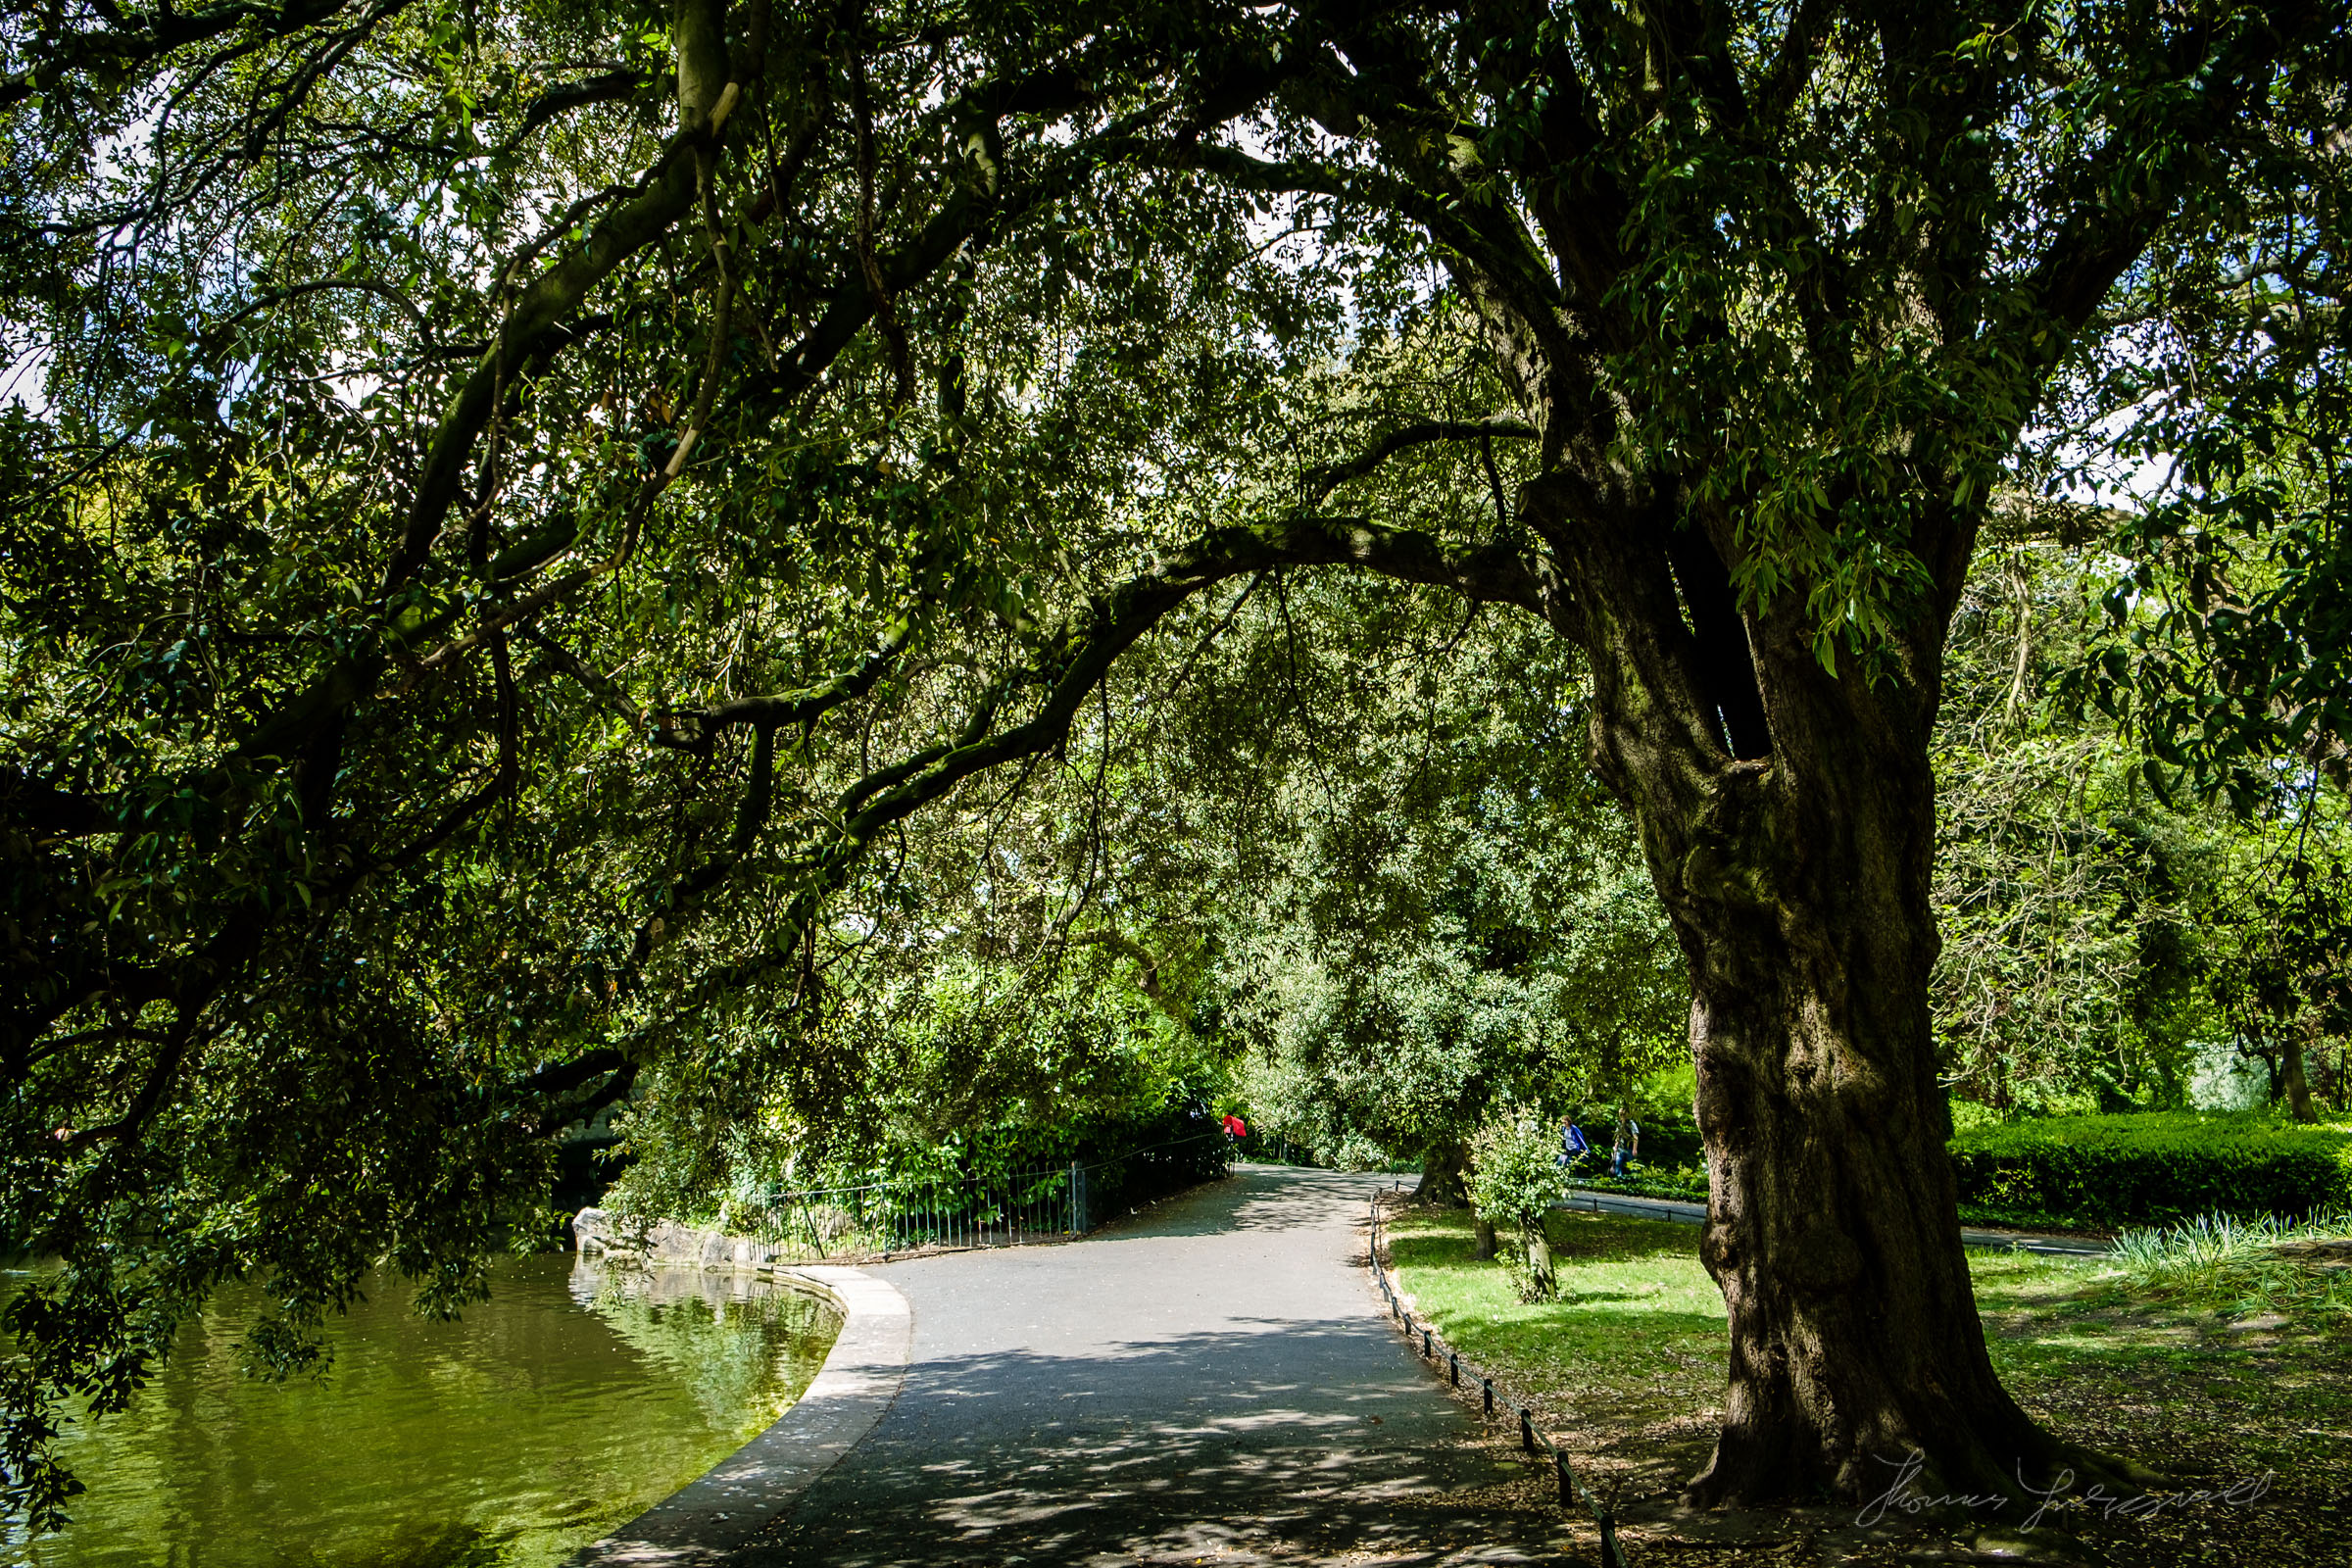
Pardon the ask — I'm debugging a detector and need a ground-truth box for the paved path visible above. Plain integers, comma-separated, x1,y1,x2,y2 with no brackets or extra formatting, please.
1556,1187,2113,1257
742,1166,1562,1567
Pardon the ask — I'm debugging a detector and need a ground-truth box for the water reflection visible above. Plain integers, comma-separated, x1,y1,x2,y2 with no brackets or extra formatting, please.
5,1255,841,1568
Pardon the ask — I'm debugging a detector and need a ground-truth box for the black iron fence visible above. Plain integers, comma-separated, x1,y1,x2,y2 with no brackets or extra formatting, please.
742,1166,1079,1257
1237,1130,1318,1166
736,1129,1235,1262
1366,1199,1637,1568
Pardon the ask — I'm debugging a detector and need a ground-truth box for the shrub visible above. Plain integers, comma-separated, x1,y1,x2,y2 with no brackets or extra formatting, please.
1573,1166,1707,1202
1469,1115,1577,1225
1469,1113,1575,1299
1946,1112,2352,1229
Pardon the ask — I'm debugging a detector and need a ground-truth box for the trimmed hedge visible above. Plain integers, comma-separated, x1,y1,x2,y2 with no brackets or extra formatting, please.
1946,1112,2352,1229
1558,1113,2352,1233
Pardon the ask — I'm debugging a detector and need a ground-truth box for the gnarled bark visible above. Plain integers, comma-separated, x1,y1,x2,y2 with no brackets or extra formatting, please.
1531,474,2087,1506
1651,709,2052,1505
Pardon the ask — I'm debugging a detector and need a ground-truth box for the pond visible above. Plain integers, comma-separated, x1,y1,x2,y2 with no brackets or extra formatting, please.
3,1255,842,1568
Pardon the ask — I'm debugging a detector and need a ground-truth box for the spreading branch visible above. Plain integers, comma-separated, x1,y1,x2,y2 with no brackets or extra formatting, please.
1298,416,1537,508
631,514,1548,1000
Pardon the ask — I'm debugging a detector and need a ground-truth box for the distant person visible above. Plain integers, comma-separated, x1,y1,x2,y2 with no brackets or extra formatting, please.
1612,1111,1640,1178
1221,1113,1248,1141
1559,1119,1591,1169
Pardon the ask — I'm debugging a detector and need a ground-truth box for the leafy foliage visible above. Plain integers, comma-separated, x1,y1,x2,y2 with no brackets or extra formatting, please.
1933,544,2227,1110
1469,1110,1575,1302
1932,538,2350,1120
8,0,2352,1519
1188,576,1687,1172
2058,100,2352,809
2199,822,2352,1121
1468,1112,1575,1230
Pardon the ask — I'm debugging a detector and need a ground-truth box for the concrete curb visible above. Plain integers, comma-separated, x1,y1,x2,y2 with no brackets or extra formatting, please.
565,1264,914,1566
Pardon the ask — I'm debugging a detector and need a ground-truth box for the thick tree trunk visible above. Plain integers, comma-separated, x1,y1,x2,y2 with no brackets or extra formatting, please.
1530,476,2106,1508
1415,1138,1470,1207
1473,1215,1497,1260
1634,685,2075,1504
1670,807,2053,1501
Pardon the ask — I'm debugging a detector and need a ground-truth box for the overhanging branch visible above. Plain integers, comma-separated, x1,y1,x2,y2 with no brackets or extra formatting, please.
0,0,359,110
654,619,915,752
1298,416,1537,508
627,514,1548,1003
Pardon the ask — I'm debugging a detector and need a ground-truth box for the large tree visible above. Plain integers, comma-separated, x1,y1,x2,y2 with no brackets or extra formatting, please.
6,0,2349,1526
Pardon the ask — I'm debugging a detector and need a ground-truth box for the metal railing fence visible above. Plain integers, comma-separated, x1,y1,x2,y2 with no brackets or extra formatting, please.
741,1166,1080,1258
1367,1198,1636,1568
1237,1131,1318,1167
734,1129,1234,1263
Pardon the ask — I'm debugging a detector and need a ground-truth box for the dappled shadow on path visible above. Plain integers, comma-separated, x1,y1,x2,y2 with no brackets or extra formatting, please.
745,1319,1575,1567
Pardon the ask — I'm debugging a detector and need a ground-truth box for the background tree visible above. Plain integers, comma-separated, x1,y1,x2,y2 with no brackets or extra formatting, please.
1932,535,2350,1122
1932,543,2228,1113
2198,813,2352,1122
1169,574,1686,1200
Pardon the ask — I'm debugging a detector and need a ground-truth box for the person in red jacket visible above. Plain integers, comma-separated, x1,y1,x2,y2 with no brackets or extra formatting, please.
1221,1113,1248,1141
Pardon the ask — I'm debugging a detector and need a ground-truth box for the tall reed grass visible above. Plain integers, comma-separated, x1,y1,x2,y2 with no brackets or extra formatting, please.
2104,1209,2352,1313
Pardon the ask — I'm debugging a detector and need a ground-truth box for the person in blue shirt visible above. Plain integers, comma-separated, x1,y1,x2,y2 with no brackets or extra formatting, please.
1559,1119,1590,1170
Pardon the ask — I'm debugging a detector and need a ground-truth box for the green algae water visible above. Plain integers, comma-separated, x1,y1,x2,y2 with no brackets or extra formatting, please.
3,1256,841,1568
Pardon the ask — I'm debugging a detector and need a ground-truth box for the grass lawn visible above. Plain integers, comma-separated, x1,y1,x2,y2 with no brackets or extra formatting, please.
1380,1200,2351,1565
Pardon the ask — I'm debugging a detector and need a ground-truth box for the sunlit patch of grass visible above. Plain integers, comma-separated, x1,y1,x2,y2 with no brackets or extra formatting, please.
2019,1330,2186,1355
1382,1206,1728,1498
1387,1199,2352,1484
1956,1247,2093,1302
1382,1200,2352,1563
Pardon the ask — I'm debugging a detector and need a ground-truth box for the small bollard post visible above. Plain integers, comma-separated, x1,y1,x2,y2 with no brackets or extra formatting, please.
1482,1378,1494,1418
1553,1448,1573,1508
1519,1407,1535,1451
1421,1327,1433,1358
1598,1510,1624,1568
1447,1350,1459,1387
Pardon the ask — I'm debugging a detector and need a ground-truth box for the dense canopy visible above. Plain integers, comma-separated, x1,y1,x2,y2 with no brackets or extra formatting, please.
5,0,2349,1527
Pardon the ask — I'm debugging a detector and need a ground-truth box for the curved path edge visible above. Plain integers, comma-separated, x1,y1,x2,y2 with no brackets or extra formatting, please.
567,1264,915,1567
